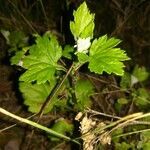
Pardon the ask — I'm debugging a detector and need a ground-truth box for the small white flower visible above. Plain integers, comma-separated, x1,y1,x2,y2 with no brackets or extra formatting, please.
77,37,91,53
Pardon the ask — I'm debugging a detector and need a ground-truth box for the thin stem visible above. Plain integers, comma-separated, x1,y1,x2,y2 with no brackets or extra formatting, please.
94,112,143,133
8,0,37,33
109,113,150,134
0,114,36,132
113,128,150,139
87,108,150,126
38,0,50,29
38,63,74,119
90,89,128,96
0,107,79,145
25,63,74,147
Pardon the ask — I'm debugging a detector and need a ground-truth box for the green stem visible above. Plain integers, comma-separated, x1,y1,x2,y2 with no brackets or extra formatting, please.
113,128,150,139
0,107,79,145
38,63,74,118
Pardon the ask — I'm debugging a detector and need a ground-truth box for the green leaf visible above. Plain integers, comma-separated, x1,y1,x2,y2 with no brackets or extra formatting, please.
132,65,149,82
19,81,56,114
11,51,25,65
1,30,28,52
143,143,150,150
75,78,94,111
140,131,150,142
120,72,131,89
138,131,150,150
49,119,73,141
133,88,150,109
115,98,128,112
115,142,133,150
19,34,63,84
70,2,95,39
112,128,123,143
54,99,68,111
117,98,128,105
88,35,130,75
19,79,69,113
10,47,29,65
62,45,74,59
9,31,27,48
77,52,89,64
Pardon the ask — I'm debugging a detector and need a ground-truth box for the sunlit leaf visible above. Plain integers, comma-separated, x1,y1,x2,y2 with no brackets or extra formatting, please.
70,2,95,39
19,34,63,84
88,35,130,75
77,52,89,64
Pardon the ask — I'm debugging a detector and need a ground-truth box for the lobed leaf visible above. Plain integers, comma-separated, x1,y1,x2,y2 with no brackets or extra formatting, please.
19,81,57,114
19,34,62,84
88,35,130,75
70,2,95,39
